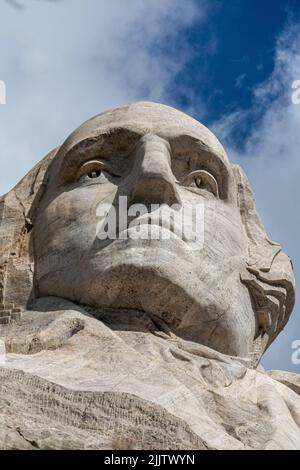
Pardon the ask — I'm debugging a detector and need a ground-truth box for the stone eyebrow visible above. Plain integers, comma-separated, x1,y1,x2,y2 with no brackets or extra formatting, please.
55,128,141,183
169,134,230,199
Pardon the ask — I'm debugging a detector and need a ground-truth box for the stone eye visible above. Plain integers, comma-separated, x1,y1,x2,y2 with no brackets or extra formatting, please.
76,160,111,183
195,176,204,189
87,170,102,179
181,170,219,198
76,159,121,183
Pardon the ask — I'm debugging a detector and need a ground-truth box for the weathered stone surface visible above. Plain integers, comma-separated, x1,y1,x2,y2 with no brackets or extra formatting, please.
267,370,300,396
0,367,208,450
0,102,298,449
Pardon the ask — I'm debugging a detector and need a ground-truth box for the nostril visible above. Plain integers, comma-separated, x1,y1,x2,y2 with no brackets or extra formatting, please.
130,177,181,206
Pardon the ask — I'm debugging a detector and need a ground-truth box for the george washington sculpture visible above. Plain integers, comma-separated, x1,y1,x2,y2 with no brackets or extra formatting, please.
0,102,299,450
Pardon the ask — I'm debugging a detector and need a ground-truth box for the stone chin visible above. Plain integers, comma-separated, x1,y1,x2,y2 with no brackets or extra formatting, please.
36,239,199,317
36,241,254,357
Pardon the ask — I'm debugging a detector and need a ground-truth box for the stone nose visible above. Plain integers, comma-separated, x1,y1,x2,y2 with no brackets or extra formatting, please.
129,134,181,206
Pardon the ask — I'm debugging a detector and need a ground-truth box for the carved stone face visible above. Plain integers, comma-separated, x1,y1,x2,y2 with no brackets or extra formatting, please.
33,102,257,357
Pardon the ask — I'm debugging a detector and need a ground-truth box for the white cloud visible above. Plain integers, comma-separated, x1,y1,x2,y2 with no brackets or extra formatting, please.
0,0,204,194
235,72,246,89
212,21,300,371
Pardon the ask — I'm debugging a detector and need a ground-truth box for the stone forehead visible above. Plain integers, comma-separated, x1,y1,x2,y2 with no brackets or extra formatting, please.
60,102,229,164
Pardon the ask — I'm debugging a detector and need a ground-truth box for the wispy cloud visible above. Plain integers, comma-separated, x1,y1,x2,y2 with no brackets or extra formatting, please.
0,0,204,194
212,20,300,371
235,72,246,89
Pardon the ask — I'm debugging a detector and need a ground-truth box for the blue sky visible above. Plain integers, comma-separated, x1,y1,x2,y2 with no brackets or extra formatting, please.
0,0,300,372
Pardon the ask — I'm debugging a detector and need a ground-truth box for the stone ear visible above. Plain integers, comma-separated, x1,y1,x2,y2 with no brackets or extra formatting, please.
233,165,296,365
0,148,58,320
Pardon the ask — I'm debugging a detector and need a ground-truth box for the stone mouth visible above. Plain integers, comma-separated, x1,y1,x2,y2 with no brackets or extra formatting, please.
117,218,199,244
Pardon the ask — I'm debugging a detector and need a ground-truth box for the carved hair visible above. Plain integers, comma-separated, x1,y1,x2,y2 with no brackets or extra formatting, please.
0,150,57,317
233,165,296,364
